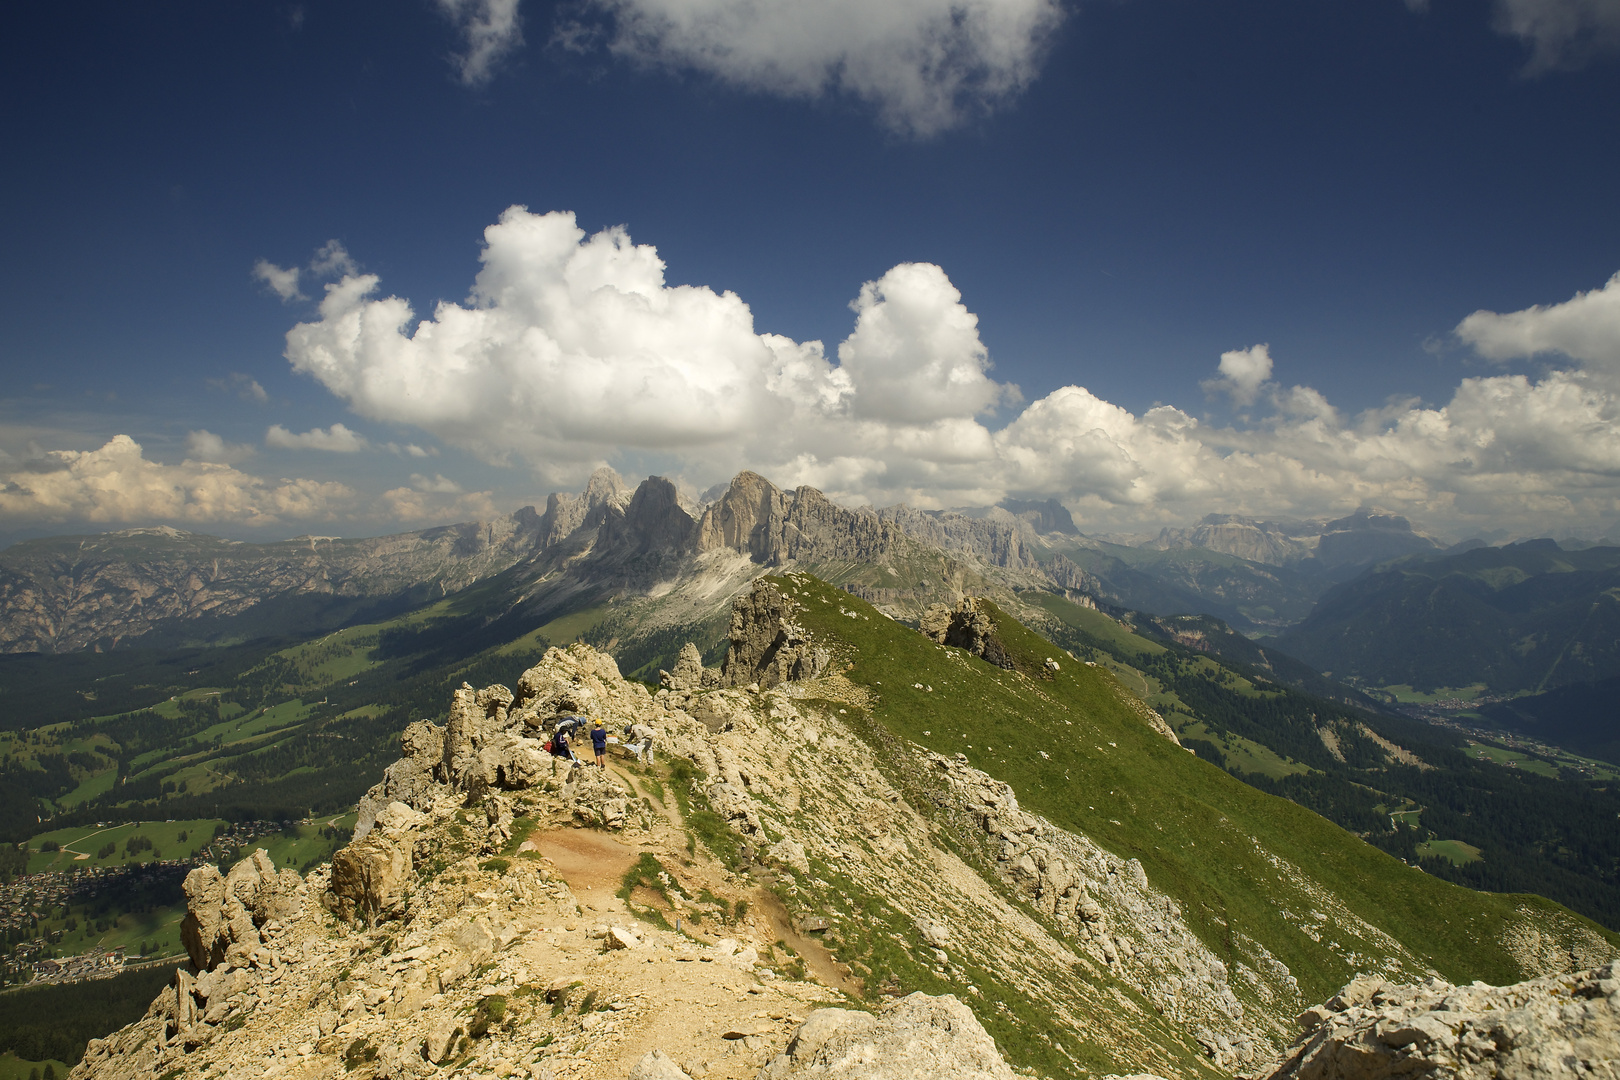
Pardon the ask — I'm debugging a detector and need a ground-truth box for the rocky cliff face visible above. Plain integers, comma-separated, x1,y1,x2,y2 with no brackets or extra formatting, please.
875,506,1042,573
692,476,905,568
918,597,1017,671
1149,516,1320,568
1312,510,1441,571
717,580,831,689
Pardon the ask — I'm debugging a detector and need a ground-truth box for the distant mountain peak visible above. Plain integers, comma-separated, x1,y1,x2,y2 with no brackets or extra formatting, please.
1324,507,1423,534
581,465,630,508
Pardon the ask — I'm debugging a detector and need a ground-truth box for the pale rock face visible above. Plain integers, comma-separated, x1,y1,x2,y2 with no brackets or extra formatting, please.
629,1049,694,1080
325,831,412,923
442,681,516,787
180,849,303,971
1266,965,1620,1080
353,721,446,841
693,474,903,568
376,800,427,832
758,993,1018,1080
923,750,1257,1057
660,641,709,691
768,837,812,876
918,597,1014,670
721,579,831,688
694,470,790,561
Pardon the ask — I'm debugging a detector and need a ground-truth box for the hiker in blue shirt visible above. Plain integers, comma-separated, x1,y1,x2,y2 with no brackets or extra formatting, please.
590,720,608,768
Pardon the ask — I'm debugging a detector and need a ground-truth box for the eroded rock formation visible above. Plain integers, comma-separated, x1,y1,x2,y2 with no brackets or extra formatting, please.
180,850,304,972
919,597,1015,670
720,579,832,689
1268,966,1620,1080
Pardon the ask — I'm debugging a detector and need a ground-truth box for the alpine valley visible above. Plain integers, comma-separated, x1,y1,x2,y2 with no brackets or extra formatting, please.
3,471,1619,1080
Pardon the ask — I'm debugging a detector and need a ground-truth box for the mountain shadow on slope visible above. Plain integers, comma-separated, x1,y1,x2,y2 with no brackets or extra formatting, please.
1480,676,1620,766
1275,539,1620,693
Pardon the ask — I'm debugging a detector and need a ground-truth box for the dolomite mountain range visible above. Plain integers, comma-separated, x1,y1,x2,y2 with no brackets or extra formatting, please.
0,468,1444,655
68,579,1620,1080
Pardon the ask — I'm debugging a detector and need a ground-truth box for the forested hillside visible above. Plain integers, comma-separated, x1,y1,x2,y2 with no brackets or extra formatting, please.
1030,592,1620,929
1276,540,1620,693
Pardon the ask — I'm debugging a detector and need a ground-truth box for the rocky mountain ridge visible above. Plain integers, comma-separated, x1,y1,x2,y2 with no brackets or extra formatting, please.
3,465,1467,658
1144,511,1444,575
65,576,1620,1080
0,511,551,653
0,469,1073,655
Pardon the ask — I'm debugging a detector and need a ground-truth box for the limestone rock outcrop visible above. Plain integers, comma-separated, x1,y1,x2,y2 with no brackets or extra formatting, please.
539,466,632,546
180,849,303,972
1267,965,1620,1080
331,643,667,920
720,579,832,688
325,830,413,923
758,993,1018,1080
919,597,1015,671
348,643,654,839
629,1050,694,1080
659,641,717,691
924,750,1257,1059
354,720,447,840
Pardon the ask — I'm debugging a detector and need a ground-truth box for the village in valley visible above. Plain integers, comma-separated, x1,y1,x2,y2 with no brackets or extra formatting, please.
1,817,351,990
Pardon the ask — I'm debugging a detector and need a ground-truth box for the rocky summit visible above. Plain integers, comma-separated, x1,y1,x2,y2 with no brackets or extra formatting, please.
65,578,1620,1080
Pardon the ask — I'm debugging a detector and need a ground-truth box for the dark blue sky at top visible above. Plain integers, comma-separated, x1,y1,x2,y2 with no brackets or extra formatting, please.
1,0,1617,519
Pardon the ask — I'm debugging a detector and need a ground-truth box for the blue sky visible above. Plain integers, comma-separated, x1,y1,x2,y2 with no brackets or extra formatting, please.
3,0,1619,544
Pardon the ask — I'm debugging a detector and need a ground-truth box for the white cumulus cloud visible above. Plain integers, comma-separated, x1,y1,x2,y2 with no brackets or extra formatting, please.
1455,270,1620,369
265,423,370,452
285,208,860,472
207,373,271,403
410,473,464,493
1492,0,1620,72
0,435,355,527
309,239,358,279
252,259,304,302
439,0,524,85
381,483,499,522
278,209,1620,536
1202,343,1275,406
569,0,1063,135
185,430,256,465
838,262,1015,422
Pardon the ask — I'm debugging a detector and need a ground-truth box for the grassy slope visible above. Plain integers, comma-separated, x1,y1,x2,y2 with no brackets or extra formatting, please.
783,575,1614,1005
0,1053,69,1080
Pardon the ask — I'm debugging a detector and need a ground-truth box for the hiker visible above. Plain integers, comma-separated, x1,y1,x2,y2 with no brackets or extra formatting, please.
549,717,581,764
623,721,657,764
591,719,608,768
